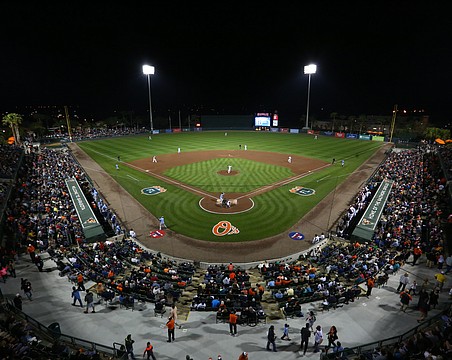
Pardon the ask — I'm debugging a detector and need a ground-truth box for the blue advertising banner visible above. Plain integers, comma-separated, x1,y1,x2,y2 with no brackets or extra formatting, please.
323,131,334,136
346,133,358,139
270,127,279,132
290,129,299,134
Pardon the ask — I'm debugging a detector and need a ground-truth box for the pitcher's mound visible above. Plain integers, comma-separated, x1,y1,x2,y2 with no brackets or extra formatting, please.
217,170,239,176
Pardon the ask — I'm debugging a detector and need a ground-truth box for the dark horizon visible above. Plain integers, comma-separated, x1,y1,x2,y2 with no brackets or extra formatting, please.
1,3,451,127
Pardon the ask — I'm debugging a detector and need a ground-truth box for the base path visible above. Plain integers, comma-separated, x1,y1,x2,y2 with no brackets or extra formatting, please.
69,143,390,263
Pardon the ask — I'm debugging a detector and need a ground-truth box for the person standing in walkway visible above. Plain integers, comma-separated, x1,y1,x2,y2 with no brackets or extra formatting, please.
27,243,36,263
288,156,292,164
77,273,85,291
280,323,291,341
435,271,446,291
365,277,375,298
166,316,175,342
238,352,248,360
229,310,238,336
152,156,157,163
170,304,181,329
396,273,410,292
300,323,311,355
22,279,33,301
325,325,338,353
35,255,44,272
84,291,95,313
429,289,439,309
313,325,323,353
8,260,16,278
307,311,316,331
71,286,83,307
399,290,412,312
124,334,136,359
412,246,422,265
266,325,277,352
13,293,22,310
143,341,156,360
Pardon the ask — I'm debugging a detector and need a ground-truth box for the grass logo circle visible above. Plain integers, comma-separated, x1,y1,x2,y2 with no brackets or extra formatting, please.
289,231,305,240
290,186,315,196
212,221,240,236
141,186,167,195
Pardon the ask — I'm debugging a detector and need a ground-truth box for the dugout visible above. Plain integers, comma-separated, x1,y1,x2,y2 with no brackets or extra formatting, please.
200,115,254,130
351,180,394,244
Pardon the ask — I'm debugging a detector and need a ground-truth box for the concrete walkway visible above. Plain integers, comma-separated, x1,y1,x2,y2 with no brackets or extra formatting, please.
1,252,450,360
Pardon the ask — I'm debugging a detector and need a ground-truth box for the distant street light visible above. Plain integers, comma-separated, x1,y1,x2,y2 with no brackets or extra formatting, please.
142,65,155,132
303,64,317,129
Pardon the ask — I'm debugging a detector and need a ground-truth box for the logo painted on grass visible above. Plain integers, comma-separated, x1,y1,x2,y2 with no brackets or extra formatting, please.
149,230,166,238
289,186,315,196
289,232,305,240
212,221,240,236
141,186,167,195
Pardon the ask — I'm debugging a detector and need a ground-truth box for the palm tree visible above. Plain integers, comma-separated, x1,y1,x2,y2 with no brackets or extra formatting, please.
2,113,23,145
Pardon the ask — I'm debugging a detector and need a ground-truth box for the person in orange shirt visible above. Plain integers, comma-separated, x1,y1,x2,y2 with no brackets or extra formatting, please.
413,246,423,266
366,277,374,298
77,273,85,291
238,351,248,360
143,341,156,360
166,316,175,342
229,310,238,336
27,244,36,263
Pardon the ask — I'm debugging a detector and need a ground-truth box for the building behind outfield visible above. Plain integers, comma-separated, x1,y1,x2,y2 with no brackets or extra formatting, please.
199,115,254,130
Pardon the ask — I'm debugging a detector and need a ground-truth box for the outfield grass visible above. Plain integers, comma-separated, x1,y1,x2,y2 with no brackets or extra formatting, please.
78,131,383,242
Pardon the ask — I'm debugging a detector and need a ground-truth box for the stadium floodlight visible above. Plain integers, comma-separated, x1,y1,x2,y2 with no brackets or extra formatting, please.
143,65,155,132
303,64,317,130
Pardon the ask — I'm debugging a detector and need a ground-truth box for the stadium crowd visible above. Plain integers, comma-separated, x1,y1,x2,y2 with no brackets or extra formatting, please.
0,138,451,358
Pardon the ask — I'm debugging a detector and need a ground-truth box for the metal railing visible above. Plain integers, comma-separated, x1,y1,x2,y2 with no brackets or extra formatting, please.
2,299,118,358
322,303,451,359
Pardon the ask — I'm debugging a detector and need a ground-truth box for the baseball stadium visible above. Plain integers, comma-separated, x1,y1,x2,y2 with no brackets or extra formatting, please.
1,122,451,360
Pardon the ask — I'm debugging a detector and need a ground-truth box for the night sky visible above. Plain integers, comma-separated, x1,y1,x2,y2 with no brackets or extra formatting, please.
1,2,451,126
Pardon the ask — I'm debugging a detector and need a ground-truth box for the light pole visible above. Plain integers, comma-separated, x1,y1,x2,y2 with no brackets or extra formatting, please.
142,65,155,132
303,64,317,129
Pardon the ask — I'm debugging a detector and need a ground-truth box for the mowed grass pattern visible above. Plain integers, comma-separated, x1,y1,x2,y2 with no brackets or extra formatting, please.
164,158,293,193
78,131,384,242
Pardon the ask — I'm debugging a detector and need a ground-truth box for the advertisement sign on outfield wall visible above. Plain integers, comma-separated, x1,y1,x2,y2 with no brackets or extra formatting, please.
346,133,358,139
194,127,203,132
323,131,334,136
335,132,345,138
290,129,299,134
152,130,160,134
359,134,371,140
173,128,181,133
372,135,385,142
165,129,172,133
280,128,289,133
270,127,279,132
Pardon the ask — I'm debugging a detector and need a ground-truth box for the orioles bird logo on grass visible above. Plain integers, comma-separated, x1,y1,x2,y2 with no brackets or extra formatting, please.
212,221,240,236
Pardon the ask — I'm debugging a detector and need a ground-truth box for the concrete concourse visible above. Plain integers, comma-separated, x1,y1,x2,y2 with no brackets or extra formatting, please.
1,251,450,360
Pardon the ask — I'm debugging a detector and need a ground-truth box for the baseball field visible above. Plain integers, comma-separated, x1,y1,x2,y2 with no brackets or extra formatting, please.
77,131,384,243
